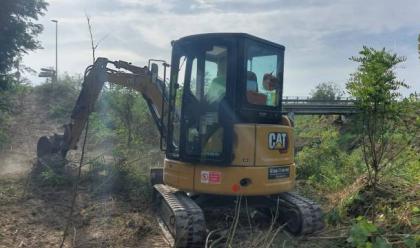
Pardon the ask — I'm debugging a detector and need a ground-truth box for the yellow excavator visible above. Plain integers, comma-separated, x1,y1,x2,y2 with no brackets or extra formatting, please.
37,33,324,247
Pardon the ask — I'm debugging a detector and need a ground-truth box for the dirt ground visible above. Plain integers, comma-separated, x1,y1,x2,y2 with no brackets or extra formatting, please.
0,92,169,248
0,92,59,176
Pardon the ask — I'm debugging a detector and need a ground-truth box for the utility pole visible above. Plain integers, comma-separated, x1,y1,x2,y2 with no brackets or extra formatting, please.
51,19,58,84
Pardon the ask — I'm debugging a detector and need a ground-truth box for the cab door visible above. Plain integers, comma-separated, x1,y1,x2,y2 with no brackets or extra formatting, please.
180,43,233,163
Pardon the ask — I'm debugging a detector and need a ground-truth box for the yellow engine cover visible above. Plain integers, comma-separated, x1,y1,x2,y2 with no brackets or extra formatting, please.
163,123,296,196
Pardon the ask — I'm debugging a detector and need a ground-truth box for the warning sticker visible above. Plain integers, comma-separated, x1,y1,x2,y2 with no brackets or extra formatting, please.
200,171,221,184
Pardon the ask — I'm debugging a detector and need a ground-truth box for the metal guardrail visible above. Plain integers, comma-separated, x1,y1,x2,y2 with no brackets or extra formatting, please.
282,96,360,115
283,96,355,101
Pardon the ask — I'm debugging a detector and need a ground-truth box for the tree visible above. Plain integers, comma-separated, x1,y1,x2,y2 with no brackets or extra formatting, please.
346,47,412,191
0,0,48,83
310,82,344,101
418,33,420,61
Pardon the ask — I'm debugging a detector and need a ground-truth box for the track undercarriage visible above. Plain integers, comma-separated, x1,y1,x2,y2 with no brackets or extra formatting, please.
152,183,324,247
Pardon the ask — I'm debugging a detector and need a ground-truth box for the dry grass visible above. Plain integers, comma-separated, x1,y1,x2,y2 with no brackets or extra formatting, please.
0,169,168,248
325,175,366,211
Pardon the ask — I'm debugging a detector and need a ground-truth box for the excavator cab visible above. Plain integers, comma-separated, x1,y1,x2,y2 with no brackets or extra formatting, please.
166,33,285,164
154,35,323,246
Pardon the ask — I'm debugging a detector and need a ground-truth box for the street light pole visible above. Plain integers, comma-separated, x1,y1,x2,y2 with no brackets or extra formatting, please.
51,19,58,84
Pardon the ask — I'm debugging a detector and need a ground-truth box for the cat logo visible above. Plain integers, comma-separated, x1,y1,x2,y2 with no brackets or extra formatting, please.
268,132,288,152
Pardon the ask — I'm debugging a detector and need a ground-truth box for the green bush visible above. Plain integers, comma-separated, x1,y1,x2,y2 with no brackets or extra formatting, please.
88,112,114,146
0,112,10,149
386,146,420,184
85,157,152,203
34,73,82,121
295,116,364,191
96,87,160,152
0,90,11,148
39,166,72,187
0,78,31,149
347,216,387,248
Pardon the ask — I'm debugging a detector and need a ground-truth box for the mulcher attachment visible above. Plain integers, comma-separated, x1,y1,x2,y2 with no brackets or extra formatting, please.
36,134,66,159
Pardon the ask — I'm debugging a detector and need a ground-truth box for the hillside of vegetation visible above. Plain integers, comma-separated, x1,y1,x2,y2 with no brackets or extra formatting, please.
0,73,418,247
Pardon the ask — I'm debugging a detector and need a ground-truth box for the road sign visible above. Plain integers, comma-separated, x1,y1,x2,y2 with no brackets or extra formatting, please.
39,67,56,78
39,72,54,77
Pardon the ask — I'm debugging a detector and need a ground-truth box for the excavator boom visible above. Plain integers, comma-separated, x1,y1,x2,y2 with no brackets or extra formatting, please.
37,57,168,159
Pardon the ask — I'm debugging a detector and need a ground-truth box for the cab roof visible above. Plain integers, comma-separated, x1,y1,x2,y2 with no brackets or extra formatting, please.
174,33,285,50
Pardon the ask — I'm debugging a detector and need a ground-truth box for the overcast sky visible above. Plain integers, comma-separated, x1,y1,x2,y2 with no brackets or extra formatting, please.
23,0,420,96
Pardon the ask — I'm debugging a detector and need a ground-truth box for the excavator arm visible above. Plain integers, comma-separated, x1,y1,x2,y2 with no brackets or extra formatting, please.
37,57,169,159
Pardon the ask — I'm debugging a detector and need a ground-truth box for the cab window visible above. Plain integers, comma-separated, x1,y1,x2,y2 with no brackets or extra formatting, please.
245,41,282,107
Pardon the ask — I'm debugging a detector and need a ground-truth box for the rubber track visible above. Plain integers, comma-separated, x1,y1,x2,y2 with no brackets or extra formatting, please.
153,184,206,248
277,192,325,234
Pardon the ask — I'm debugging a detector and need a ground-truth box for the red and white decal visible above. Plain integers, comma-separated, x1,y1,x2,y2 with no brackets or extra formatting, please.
200,171,221,184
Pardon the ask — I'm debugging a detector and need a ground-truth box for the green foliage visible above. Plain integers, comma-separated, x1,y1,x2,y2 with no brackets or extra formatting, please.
325,207,345,226
404,235,420,248
39,166,71,187
0,88,12,148
81,85,164,200
386,146,420,184
418,33,420,61
295,116,364,191
347,47,408,105
310,82,344,100
348,216,391,248
346,46,412,188
88,112,114,145
0,0,48,76
0,0,48,147
348,217,377,246
85,157,152,202
348,216,420,247
35,73,82,120
0,112,10,149
34,75,159,155
96,86,159,152
0,78,32,149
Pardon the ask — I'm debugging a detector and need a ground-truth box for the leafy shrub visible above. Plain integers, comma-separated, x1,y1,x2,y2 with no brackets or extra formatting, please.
348,216,381,247
347,216,420,248
0,78,31,149
85,157,152,203
39,166,72,187
295,116,364,191
386,146,420,184
0,109,10,149
95,87,160,152
87,112,114,146
35,73,82,121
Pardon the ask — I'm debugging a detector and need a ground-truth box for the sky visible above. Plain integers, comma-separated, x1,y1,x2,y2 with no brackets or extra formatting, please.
23,0,420,96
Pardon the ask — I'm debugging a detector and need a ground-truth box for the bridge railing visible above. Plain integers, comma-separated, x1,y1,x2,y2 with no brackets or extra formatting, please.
282,96,356,105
